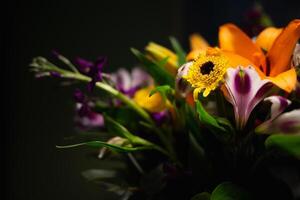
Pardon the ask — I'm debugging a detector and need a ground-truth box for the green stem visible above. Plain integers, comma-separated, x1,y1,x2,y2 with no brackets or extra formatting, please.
61,71,154,124
52,67,179,163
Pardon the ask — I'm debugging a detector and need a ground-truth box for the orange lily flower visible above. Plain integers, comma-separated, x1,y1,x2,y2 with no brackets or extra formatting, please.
219,19,300,93
186,34,209,61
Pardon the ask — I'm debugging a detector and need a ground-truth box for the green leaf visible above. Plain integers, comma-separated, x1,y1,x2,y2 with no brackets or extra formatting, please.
150,85,175,102
211,182,251,200
196,101,233,137
191,192,211,200
169,36,186,66
56,140,153,153
189,133,205,159
185,104,202,140
265,134,300,158
104,115,153,147
131,48,175,86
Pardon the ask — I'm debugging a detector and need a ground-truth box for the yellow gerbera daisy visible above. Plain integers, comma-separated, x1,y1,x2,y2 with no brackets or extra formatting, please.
184,47,230,99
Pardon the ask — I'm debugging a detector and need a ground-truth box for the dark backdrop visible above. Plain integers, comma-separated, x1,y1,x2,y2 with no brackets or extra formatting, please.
4,0,300,199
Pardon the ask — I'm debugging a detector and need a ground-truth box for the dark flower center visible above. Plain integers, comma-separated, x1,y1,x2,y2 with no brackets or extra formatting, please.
200,61,215,75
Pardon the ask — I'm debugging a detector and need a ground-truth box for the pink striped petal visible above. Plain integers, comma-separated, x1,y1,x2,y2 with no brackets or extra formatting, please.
176,62,193,97
264,96,291,121
223,66,273,129
256,109,300,134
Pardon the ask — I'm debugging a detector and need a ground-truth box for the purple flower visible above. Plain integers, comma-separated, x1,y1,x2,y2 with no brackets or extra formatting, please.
293,43,300,67
151,110,169,125
75,57,107,91
110,67,153,97
175,62,193,98
222,66,273,129
73,89,104,130
256,109,300,135
264,96,291,122
255,96,300,134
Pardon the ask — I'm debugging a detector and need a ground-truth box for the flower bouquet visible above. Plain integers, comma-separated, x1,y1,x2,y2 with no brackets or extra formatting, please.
30,19,300,200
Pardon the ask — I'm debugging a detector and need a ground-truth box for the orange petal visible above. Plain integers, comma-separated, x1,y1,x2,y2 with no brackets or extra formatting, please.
219,23,266,69
267,67,297,93
255,27,283,51
189,33,209,50
186,49,205,61
267,19,300,76
185,92,195,107
186,34,209,61
222,51,265,78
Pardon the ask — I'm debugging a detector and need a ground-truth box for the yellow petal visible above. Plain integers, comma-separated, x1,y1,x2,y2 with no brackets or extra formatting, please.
145,42,178,75
267,19,300,76
189,33,209,50
267,67,297,93
219,23,266,69
193,88,202,101
133,86,166,113
255,27,283,51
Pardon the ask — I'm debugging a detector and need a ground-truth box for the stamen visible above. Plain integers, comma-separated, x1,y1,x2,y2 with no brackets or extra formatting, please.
200,61,215,75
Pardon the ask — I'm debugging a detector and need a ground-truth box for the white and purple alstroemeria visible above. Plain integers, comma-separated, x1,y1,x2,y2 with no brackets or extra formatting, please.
110,67,153,97
256,96,300,134
222,66,273,129
293,43,300,67
293,44,300,97
73,89,104,130
75,57,107,91
263,96,291,122
175,62,193,98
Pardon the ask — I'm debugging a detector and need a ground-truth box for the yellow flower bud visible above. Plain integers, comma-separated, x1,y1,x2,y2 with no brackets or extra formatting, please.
133,86,167,113
145,42,178,75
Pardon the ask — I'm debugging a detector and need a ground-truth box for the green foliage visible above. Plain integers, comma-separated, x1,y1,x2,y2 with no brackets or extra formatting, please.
169,36,186,66
150,85,175,102
196,100,233,140
104,115,154,147
191,192,211,200
131,48,175,86
265,134,300,158
211,182,251,200
57,140,153,153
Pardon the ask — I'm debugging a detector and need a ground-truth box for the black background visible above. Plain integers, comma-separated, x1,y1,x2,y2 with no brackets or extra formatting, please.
4,0,300,199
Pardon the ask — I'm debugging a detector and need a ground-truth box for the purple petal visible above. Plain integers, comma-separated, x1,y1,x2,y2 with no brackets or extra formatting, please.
234,70,251,94
152,110,169,125
223,66,272,129
109,67,152,97
50,71,62,78
256,109,300,134
75,57,94,74
115,68,132,92
87,81,96,92
73,89,85,103
131,67,153,89
76,112,105,129
264,96,291,121
95,57,107,71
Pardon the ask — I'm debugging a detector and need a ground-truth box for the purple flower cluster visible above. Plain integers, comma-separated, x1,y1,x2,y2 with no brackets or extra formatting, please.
75,57,107,91
73,89,104,130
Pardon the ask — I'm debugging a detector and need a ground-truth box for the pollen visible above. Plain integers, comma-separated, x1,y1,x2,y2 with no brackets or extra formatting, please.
183,47,229,99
